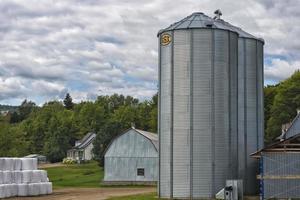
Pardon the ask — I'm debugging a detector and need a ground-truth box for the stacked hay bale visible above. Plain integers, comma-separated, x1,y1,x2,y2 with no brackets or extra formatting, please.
0,158,52,198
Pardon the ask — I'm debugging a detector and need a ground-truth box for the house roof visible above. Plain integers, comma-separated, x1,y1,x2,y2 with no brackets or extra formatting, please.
278,111,300,140
251,132,300,158
72,132,96,150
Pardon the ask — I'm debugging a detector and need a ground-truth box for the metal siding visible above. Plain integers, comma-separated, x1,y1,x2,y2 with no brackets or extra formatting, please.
173,30,190,198
192,29,212,198
214,29,230,194
230,32,239,179
238,38,246,182
159,31,172,197
238,38,263,195
104,130,158,182
245,39,259,194
257,41,264,149
263,153,300,199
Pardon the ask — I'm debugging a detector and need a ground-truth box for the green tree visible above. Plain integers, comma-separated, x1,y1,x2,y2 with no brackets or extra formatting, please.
18,100,37,122
264,85,278,131
63,93,74,110
93,121,123,166
266,70,300,142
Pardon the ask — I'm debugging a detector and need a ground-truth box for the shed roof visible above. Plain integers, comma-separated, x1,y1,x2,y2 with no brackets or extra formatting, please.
251,132,300,158
104,128,158,156
134,129,158,150
158,12,264,43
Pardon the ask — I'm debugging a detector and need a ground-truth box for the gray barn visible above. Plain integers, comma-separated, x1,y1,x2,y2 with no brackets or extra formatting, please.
103,128,158,185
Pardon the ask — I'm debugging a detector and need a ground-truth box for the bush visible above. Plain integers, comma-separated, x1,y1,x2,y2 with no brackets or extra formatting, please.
62,157,76,164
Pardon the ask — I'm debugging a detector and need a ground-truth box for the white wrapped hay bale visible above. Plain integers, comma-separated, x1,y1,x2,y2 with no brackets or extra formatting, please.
28,183,41,196
9,183,18,197
0,171,3,184
3,184,10,198
40,182,48,195
3,171,13,184
0,185,5,198
3,158,14,171
31,170,43,183
13,158,22,170
21,158,38,170
4,184,16,198
18,183,29,196
40,170,48,182
13,171,23,184
22,170,33,183
46,182,53,194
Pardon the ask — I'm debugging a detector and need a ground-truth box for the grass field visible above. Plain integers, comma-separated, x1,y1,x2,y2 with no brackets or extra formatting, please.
107,192,157,200
46,161,103,188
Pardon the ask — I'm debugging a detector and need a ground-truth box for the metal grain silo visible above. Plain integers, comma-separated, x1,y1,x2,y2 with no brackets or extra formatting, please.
158,12,239,199
224,23,264,195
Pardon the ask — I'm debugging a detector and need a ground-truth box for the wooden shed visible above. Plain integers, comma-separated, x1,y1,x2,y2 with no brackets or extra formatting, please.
103,128,158,185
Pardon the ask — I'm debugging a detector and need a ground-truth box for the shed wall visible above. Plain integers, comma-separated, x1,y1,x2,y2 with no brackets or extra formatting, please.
104,130,158,182
262,152,300,199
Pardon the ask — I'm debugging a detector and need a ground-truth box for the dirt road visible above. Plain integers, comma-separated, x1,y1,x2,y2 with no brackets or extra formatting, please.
9,187,156,200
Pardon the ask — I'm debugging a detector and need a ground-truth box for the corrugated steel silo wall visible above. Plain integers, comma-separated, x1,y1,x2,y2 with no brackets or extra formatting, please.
238,38,264,194
159,31,172,197
173,30,191,198
159,29,238,198
192,29,213,197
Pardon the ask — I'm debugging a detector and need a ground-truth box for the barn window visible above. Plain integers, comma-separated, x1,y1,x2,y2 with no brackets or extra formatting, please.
137,168,145,176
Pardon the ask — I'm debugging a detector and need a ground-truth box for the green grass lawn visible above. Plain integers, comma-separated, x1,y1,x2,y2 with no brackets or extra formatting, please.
107,193,157,200
46,161,103,188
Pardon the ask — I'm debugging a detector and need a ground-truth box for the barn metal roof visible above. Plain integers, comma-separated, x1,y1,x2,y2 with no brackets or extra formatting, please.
103,128,158,156
134,128,158,150
158,12,264,43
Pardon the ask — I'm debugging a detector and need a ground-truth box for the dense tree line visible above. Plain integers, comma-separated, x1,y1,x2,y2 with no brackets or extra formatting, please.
265,70,300,143
0,93,157,164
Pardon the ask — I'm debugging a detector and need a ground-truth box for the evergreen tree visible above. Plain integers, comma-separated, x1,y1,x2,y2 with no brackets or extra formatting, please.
63,93,74,110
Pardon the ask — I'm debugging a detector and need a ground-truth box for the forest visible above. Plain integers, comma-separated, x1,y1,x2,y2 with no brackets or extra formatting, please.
0,94,157,164
0,70,299,164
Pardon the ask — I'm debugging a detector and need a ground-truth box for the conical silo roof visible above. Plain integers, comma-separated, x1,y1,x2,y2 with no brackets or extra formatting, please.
158,12,264,43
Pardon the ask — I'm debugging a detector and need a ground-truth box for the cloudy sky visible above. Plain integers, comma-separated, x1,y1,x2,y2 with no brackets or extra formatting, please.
0,0,299,105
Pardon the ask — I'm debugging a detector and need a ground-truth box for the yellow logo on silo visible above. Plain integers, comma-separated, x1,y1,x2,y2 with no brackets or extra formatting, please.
161,34,171,46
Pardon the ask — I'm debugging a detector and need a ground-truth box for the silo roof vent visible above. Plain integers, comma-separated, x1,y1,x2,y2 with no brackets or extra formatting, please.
213,9,222,20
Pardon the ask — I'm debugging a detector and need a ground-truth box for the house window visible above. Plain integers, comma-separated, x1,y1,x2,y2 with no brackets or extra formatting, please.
137,168,145,176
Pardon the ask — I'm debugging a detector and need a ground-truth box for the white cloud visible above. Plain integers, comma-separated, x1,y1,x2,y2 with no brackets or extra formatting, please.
0,0,299,104
265,59,300,81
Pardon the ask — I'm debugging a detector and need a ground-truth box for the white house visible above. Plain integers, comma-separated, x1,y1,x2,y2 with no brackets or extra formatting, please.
67,132,96,162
